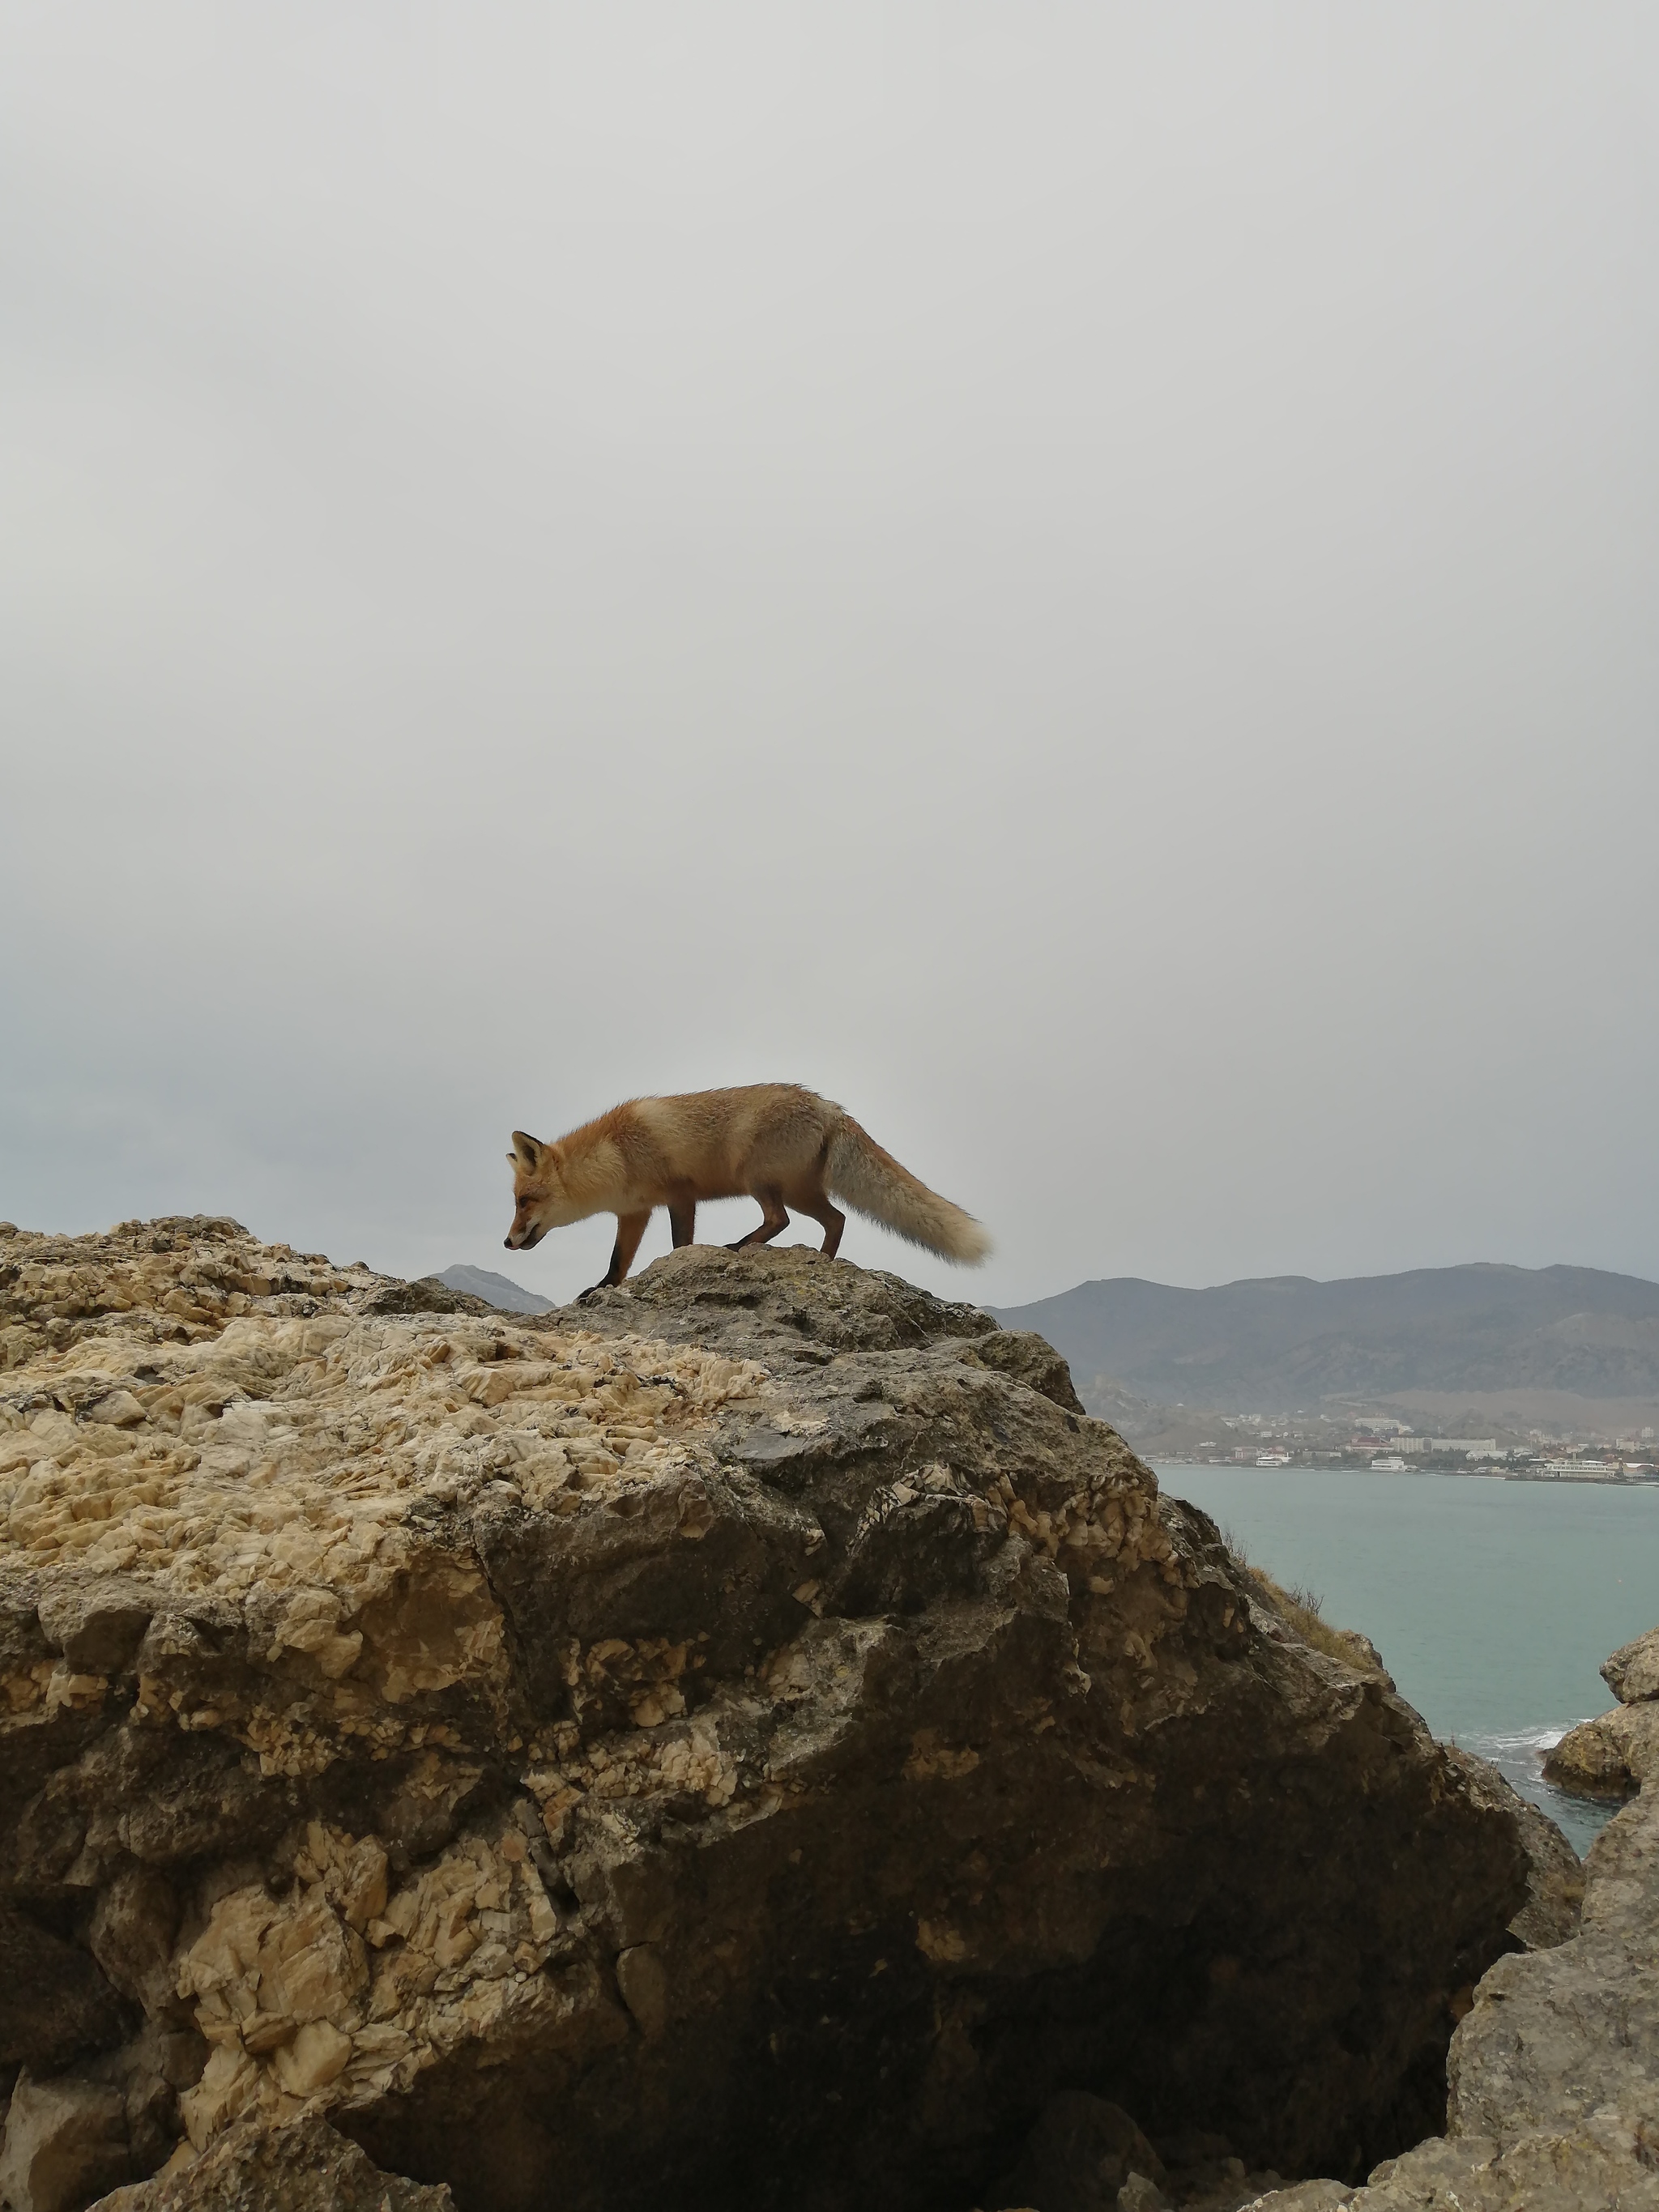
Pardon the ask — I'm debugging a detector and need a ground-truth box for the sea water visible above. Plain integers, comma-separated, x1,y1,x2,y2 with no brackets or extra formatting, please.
1157,1464,1659,1856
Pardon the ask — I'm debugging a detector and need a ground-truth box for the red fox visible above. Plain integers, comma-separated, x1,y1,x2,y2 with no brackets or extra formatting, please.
504,1083,991,1293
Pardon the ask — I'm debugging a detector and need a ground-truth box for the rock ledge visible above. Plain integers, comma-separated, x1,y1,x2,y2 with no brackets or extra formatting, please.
0,1220,1543,2210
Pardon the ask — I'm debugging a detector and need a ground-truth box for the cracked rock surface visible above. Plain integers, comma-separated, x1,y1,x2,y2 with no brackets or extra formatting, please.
1252,1619,1659,2212
96,2112,455,2210
0,1220,1541,2210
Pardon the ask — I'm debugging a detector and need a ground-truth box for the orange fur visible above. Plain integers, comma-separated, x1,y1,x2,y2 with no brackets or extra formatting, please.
505,1083,990,1293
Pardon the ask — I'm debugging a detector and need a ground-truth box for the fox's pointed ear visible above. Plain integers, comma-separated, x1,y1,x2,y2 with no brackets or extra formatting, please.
510,1131,544,1172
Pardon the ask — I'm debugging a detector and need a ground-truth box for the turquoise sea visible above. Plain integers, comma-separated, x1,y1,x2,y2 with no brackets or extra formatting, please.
1157,1464,1659,1856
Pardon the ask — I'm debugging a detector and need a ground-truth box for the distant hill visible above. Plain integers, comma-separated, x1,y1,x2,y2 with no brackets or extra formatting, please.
991,1263,1659,1413
437,1264,556,1315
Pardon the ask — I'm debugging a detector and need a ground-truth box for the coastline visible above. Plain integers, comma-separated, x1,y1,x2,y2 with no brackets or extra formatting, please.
1158,1461,1657,1857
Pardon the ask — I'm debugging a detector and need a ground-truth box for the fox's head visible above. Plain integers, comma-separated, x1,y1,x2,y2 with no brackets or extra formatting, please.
504,1131,576,1249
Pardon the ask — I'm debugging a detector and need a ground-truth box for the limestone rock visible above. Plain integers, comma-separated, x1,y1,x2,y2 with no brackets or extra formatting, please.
1603,1623,1659,1704
1546,1623,1659,1803
1448,1786,1659,2147
89,1865,181,2015
36,1579,157,1676
0,2070,130,2212
1251,2108,1659,2209
89,2112,454,2210
1545,1612,1659,1802
0,1223,1542,2209
1544,1699,1659,1798
1255,1616,1659,2212
1441,1749,1582,1949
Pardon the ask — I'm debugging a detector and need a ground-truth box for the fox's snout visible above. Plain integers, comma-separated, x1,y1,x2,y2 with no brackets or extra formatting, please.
504,1212,544,1251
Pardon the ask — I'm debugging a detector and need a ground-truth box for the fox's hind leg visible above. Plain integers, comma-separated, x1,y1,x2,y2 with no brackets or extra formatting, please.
582,1208,651,1296
795,1193,845,1258
667,1190,697,1248
728,1190,790,1250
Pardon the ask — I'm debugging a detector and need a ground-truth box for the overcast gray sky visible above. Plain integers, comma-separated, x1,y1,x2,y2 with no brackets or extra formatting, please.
3,3,1656,1308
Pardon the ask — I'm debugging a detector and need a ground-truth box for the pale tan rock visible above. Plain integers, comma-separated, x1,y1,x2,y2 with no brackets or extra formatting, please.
0,2070,130,2212
1253,2110,1659,2210
613,1944,667,2042
87,2111,455,2210
1603,1622,1659,1703
0,1227,1550,2210
178,2047,260,2150
270,2019,352,2096
1544,1699,1659,1796
85,1393,147,1430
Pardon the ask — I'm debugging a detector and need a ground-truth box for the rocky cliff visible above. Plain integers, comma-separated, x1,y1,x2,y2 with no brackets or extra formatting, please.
0,1219,1549,2210
1253,1625,1659,2211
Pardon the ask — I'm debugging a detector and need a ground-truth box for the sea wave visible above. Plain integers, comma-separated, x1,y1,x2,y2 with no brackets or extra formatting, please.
1462,1720,1595,1759
1456,1720,1613,1858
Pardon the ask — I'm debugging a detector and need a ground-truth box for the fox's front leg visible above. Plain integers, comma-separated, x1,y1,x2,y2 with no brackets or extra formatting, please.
582,1208,651,1297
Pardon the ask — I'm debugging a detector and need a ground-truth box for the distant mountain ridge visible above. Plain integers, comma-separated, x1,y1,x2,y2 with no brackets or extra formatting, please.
991,1263,1659,1413
437,1264,556,1315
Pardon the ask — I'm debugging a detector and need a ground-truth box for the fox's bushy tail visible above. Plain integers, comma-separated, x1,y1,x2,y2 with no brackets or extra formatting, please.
825,1116,992,1265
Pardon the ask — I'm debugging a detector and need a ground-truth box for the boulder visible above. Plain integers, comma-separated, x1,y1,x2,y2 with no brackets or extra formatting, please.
1546,1626,1659,1801
90,2112,454,2210
1248,2107,1659,2210
0,2071,130,2212
1602,1624,1659,1705
0,1222,1543,2209
1542,1699,1659,1799
1440,1750,1582,1950
1253,1617,1659,2212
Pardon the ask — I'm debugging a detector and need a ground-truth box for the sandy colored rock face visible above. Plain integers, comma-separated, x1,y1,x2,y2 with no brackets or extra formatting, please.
92,2111,455,2210
1543,1698,1659,1797
1603,1623,1659,1704
0,1223,1535,2211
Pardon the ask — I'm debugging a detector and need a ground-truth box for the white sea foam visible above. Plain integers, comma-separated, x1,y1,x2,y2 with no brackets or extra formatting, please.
1464,1720,1597,1760
1461,1720,1614,1858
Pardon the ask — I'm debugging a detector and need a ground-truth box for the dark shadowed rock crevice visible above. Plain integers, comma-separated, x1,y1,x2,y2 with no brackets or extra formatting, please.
0,1224,1555,2210
1251,1620,1659,2212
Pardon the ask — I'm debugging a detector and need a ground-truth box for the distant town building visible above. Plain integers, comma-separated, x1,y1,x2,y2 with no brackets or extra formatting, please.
1355,1434,1499,1457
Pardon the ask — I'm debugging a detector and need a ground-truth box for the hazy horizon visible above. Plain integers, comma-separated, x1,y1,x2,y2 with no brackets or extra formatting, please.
5,6,1656,1308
